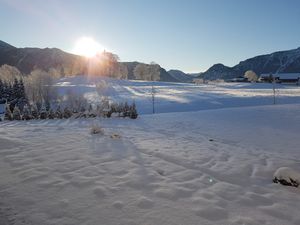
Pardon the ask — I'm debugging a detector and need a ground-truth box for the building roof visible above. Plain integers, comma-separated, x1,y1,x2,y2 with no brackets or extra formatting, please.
260,73,300,79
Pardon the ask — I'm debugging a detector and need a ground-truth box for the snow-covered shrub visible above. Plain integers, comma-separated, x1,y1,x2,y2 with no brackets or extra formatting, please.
90,123,104,135
273,167,300,188
110,133,121,139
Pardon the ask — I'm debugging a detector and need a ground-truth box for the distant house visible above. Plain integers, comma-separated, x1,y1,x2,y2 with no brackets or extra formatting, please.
259,73,300,84
0,99,6,121
193,78,205,84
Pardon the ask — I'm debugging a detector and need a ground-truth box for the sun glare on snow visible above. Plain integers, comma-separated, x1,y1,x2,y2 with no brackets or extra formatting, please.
72,37,105,57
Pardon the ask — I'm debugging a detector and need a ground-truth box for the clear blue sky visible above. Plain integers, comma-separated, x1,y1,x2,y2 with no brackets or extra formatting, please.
1,0,300,72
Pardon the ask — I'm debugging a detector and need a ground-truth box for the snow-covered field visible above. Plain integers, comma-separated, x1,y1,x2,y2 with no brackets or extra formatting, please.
1,76,300,225
56,76,300,114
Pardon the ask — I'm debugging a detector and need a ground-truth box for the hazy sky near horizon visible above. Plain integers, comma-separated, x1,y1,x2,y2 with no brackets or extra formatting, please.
1,0,300,73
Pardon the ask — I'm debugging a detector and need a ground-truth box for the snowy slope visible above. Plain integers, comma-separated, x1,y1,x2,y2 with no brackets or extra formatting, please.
1,76,300,225
1,104,300,225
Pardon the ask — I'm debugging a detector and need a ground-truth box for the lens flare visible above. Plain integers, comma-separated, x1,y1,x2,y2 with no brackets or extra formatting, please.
72,37,105,57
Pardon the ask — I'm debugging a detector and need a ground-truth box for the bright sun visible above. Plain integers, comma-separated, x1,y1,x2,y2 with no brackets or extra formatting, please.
73,37,105,57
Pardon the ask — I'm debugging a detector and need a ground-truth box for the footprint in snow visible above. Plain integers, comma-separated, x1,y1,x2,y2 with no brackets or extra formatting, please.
194,206,228,221
136,196,154,209
112,201,124,209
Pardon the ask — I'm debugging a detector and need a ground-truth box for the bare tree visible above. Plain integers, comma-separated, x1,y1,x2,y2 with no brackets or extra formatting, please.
134,62,160,113
244,70,258,82
270,74,276,104
133,64,148,80
133,63,160,81
86,51,125,78
65,90,88,112
113,63,128,79
24,69,58,106
48,67,63,79
149,62,160,114
0,64,22,84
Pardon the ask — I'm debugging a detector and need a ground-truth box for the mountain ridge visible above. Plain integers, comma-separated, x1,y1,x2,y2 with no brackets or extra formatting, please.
168,69,194,83
200,47,300,80
0,40,178,82
2,40,300,82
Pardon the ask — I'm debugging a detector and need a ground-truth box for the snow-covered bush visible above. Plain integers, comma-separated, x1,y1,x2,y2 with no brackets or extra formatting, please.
273,167,300,188
90,123,104,135
110,133,121,139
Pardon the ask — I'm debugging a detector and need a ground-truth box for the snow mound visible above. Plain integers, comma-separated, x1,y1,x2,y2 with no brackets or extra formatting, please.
273,167,300,187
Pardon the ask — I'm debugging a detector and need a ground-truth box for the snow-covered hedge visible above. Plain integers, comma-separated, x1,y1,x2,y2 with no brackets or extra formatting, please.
2,101,138,121
273,167,300,188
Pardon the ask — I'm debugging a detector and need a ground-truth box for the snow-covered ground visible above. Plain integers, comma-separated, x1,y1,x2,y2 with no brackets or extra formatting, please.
56,76,300,114
1,76,300,225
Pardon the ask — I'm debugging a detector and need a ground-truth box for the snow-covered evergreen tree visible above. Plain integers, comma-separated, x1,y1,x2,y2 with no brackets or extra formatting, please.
124,102,129,112
130,102,138,119
88,104,96,117
45,101,51,111
63,107,72,119
22,104,32,120
88,104,93,112
55,105,63,119
78,105,87,118
12,105,21,120
4,104,13,120
12,78,19,100
0,79,4,99
48,109,55,119
39,102,48,119
31,104,39,119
